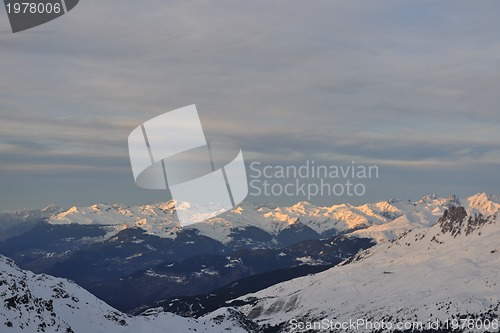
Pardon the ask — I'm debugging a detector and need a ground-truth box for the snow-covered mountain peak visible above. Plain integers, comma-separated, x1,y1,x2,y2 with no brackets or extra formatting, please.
387,197,404,204
416,193,439,203
288,201,318,213
347,196,454,242
468,191,495,202
414,193,460,207
466,192,500,216
40,204,62,214
0,254,131,332
0,255,260,333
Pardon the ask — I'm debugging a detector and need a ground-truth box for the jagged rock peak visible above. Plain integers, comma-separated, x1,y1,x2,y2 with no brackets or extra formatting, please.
438,206,494,237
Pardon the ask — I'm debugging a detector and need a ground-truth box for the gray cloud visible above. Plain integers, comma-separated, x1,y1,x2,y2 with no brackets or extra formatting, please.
1,0,500,210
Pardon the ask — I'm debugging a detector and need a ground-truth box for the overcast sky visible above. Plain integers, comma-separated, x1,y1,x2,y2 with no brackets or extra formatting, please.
1,1,500,211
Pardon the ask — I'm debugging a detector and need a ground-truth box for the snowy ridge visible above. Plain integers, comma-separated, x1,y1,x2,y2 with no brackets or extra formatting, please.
0,205,62,232
231,201,500,332
10,193,497,243
0,255,258,333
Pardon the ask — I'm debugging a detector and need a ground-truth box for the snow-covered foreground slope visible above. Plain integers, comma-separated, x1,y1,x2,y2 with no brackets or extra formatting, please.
0,255,258,333
232,203,500,332
43,193,493,244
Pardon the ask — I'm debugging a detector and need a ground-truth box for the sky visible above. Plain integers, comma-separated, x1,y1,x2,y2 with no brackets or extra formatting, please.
1,1,500,211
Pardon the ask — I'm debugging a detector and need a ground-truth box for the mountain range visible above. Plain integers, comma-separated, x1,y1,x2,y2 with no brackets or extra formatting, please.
0,192,499,332
230,194,500,332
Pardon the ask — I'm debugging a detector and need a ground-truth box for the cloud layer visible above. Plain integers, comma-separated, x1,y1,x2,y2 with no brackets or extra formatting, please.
1,1,500,210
